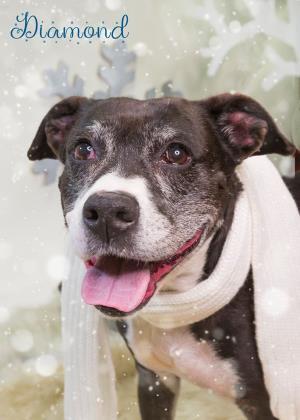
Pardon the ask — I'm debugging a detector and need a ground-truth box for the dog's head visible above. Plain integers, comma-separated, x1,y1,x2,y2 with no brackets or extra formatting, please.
28,94,295,317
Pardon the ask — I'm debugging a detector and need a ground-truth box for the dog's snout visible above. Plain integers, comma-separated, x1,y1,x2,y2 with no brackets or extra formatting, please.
83,192,139,240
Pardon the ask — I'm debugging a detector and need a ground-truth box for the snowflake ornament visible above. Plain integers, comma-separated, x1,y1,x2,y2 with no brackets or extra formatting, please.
191,0,300,90
31,159,61,185
39,61,84,98
145,80,183,99
93,40,137,99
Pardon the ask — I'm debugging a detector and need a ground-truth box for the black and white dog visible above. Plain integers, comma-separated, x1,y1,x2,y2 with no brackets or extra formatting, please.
28,94,299,420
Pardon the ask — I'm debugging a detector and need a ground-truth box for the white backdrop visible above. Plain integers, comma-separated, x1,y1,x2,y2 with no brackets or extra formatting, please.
0,1,299,418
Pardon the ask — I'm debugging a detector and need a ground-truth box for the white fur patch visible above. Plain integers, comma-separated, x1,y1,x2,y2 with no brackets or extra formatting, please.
159,237,212,292
66,172,172,259
86,120,104,138
126,317,239,399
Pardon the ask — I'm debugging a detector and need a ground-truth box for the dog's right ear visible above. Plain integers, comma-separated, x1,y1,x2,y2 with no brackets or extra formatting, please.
27,96,90,162
199,93,296,164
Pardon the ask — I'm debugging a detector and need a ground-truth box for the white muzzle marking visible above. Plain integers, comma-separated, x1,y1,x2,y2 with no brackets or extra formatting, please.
66,172,172,259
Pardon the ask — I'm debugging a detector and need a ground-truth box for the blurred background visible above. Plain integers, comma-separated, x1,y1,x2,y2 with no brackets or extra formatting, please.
0,0,299,418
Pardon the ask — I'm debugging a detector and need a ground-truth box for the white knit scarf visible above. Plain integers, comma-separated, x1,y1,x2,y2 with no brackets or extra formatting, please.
62,155,300,420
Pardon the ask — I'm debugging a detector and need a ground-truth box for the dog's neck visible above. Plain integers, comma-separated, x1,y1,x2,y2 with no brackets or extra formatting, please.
159,236,213,292
202,176,241,281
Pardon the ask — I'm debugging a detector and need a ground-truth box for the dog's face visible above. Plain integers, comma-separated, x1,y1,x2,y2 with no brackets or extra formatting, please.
59,98,227,261
28,94,295,316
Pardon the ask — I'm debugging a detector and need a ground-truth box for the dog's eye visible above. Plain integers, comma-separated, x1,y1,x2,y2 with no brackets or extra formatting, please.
74,142,96,160
162,143,191,165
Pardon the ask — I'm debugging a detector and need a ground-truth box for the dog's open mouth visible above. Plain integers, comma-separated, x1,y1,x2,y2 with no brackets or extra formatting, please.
81,229,203,315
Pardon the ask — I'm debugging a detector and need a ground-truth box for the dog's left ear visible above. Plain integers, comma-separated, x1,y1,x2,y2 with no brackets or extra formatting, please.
27,96,91,162
200,93,296,164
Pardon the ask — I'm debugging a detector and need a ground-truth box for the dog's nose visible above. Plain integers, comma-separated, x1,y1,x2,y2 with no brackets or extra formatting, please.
82,192,139,240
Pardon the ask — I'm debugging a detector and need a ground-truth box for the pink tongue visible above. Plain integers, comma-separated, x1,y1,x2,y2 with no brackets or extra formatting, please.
81,257,151,312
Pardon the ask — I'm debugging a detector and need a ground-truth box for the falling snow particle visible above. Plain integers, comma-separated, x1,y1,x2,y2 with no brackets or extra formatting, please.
261,287,290,317
0,241,13,260
35,354,58,377
46,255,70,281
133,42,148,57
229,20,241,33
0,306,10,324
10,329,34,353
105,0,121,10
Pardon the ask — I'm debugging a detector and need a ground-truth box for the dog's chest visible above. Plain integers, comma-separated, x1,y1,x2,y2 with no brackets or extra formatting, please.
126,317,239,399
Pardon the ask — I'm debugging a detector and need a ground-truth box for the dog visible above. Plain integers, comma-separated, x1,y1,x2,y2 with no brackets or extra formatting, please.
28,93,299,420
